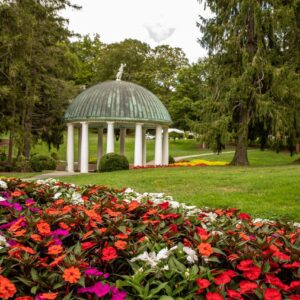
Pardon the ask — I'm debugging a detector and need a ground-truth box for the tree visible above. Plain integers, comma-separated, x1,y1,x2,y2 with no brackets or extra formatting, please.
0,0,79,159
197,0,300,165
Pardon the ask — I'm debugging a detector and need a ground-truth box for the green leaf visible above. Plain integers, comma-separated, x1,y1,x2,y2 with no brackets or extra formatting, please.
30,286,38,294
62,292,73,300
16,276,34,287
159,296,175,300
148,282,169,298
31,268,39,281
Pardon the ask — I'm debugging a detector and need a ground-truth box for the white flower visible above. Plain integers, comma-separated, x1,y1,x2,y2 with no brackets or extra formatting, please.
130,246,178,268
184,269,190,278
53,192,62,199
71,192,84,205
294,222,300,228
0,196,6,202
0,235,9,250
0,180,8,189
162,264,169,271
157,248,169,260
183,247,198,264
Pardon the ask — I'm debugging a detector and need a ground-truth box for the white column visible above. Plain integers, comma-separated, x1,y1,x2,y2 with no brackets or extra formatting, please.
134,123,143,166
78,127,82,172
66,123,74,172
162,127,169,165
96,128,103,168
120,128,126,155
106,122,115,153
80,122,89,173
142,128,147,166
155,125,163,165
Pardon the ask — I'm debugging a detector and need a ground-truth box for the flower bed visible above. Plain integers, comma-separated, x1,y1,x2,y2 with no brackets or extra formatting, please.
132,159,228,169
0,178,300,299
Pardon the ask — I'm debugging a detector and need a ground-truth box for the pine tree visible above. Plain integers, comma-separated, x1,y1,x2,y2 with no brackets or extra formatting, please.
197,0,300,165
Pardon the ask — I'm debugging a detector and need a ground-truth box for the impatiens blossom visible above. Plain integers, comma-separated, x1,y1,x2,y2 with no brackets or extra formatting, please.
0,180,8,189
0,275,16,299
183,246,198,264
78,282,110,297
0,235,9,249
130,247,178,268
71,192,84,205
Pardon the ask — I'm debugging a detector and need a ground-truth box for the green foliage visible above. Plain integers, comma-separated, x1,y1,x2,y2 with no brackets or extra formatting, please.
30,154,56,172
0,0,78,158
168,155,175,164
195,0,300,165
98,153,129,172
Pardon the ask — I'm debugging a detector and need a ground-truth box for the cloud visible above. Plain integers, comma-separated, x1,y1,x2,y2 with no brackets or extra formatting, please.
144,23,176,43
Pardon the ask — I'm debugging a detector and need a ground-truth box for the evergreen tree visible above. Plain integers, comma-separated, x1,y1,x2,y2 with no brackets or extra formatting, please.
197,0,300,165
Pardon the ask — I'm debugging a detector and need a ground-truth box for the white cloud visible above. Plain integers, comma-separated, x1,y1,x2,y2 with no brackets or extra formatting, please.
62,0,209,62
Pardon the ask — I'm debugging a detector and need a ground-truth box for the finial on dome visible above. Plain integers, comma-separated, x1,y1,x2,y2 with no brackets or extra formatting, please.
116,63,126,81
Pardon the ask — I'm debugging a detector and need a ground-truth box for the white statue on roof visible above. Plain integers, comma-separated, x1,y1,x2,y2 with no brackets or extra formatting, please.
116,63,126,81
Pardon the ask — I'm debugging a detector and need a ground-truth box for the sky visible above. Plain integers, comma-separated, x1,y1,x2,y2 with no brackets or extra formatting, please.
62,0,209,63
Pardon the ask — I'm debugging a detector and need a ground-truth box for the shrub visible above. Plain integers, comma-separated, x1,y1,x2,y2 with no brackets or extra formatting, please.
14,158,32,172
30,154,56,172
98,153,129,172
50,152,59,161
169,155,175,164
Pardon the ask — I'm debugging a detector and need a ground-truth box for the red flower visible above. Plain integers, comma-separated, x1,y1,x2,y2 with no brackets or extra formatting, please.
15,297,34,300
289,296,300,300
264,288,282,300
237,259,253,271
81,242,97,250
238,213,251,221
114,240,127,250
283,262,300,269
243,265,261,280
265,274,289,291
214,272,231,285
196,227,210,240
102,246,118,261
273,251,290,261
158,202,169,210
223,270,237,278
198,242,213,257
63,266,81,284
206,292,223,300
0,275,17,299
227,289,242,300
239,281,258,294
196,278,210,292
290,281,300,289
37,220,51,236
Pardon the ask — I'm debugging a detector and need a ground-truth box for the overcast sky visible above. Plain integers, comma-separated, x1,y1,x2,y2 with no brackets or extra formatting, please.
62,0,209,63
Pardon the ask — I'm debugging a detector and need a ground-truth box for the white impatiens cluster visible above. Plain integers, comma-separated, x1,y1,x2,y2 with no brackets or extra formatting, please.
123,188,202,216
0,235,9,250
183,246,198,264
0,180,8,189
130,246,178,268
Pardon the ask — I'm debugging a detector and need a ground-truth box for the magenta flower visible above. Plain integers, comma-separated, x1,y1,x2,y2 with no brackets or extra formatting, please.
13,203,22,211
111,286,127,300
84,268,103,276
51,229,69,236
78,282,110,297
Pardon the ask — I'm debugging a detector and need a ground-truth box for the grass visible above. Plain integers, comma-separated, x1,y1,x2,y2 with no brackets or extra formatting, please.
53,150,300,221
1,142,299,221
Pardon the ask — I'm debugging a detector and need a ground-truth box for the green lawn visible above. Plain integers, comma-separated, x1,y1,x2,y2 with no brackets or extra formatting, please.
51,150,300,221
1,148,299,221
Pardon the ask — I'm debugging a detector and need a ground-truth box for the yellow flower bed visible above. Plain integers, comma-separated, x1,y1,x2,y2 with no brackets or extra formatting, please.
174,159,228,167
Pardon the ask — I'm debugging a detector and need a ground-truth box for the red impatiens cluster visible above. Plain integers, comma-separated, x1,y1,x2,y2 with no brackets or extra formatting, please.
0,178,299,299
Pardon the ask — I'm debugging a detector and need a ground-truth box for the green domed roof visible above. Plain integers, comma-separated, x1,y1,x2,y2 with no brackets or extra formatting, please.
64,81,172,125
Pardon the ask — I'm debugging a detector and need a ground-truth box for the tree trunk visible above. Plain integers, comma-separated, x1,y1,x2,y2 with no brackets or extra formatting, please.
8,130,14,163
230,106,249,166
